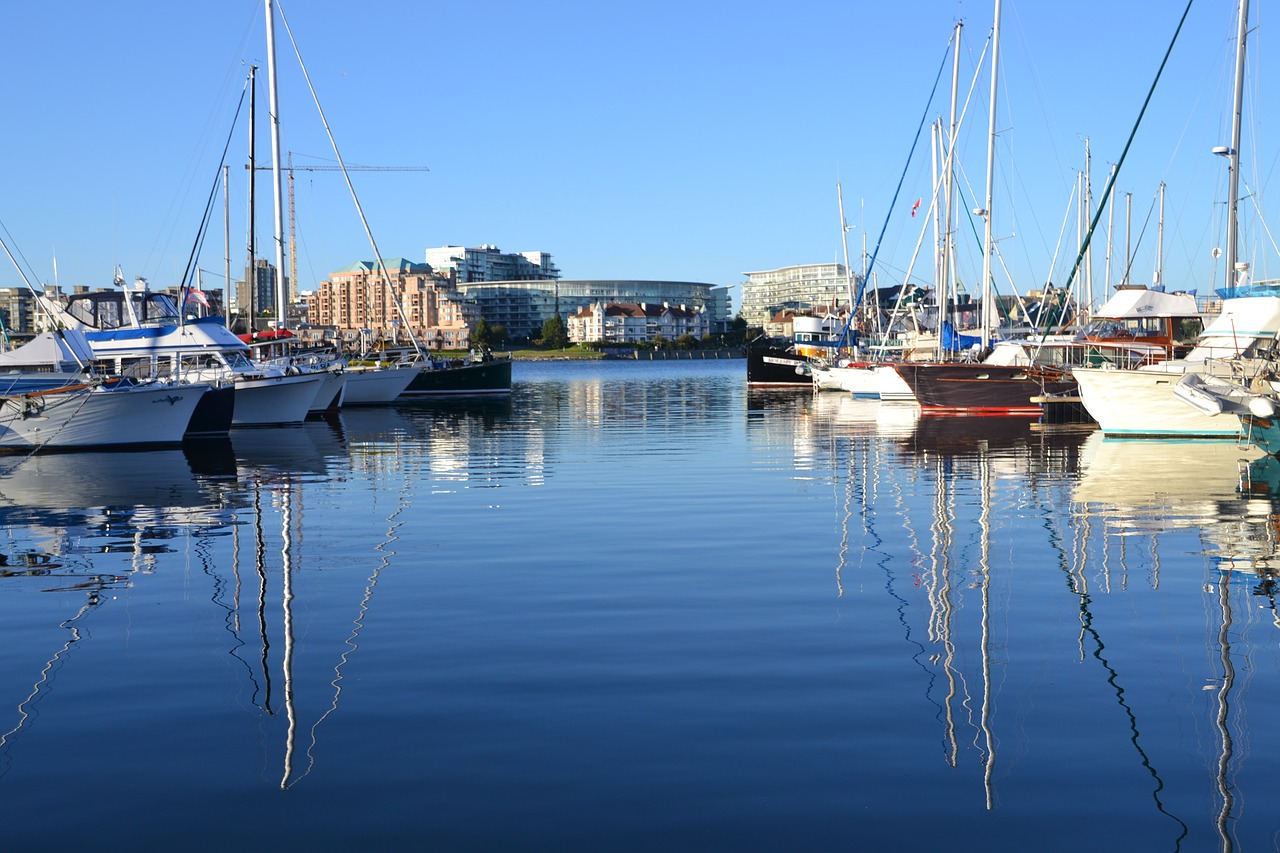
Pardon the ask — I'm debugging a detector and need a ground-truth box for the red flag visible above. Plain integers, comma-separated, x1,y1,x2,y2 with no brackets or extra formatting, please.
911,198,921,217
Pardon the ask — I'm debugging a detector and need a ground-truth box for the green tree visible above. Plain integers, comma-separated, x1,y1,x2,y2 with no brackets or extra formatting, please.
490,323,509,348
676,334,697,350
471,317,492,349
541,314,569,349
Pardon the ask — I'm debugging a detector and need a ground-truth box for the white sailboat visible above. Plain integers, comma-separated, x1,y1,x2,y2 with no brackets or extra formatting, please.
1073,0,1271,439
0,379,208,449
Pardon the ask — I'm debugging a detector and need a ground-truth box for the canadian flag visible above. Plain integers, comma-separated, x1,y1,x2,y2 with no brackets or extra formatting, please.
911,198,921,217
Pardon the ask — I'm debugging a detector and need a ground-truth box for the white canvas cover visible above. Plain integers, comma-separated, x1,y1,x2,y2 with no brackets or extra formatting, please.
0,330,96,369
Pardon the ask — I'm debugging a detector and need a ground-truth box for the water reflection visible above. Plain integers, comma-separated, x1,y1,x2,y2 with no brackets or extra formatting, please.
6,370,1280,847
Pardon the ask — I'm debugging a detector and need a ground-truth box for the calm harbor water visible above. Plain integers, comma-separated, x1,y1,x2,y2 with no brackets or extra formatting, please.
3,359,1280,849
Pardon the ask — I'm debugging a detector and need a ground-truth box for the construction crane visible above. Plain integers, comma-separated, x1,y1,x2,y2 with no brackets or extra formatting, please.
253,151,429,300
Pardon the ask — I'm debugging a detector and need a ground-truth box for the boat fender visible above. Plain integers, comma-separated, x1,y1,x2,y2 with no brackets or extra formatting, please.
1249,395,1277,418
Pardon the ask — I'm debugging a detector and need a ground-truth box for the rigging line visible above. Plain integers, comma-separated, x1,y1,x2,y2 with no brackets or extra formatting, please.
840,28,956,345
1119,192,1160,288
0,590,103,778
177,73,253,302
286,464,416,789
0,227,78,336
274,0,424,358
1242,179,1280,266
1044,0,1196,346
1058,559,1190,845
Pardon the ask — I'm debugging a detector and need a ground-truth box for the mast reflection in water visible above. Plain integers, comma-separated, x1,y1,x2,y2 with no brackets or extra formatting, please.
2,361,1280,849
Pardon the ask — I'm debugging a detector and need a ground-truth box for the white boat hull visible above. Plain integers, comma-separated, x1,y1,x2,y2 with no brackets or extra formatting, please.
307,370,347,412
341,365,419,405
811,363,917,401
1073,364,1241,438
0,382,207,448
231,373,324,426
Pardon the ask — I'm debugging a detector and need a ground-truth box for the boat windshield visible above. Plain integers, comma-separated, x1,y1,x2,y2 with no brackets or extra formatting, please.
64,291,182,329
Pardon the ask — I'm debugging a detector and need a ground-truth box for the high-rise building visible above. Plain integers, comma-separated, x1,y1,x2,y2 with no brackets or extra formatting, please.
740,263,861,327
235,259,286,326
306,258,475,349
0,287,36,336
424,245,560,283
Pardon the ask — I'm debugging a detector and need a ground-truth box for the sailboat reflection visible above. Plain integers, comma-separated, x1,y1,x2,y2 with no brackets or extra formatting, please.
1071,434,1280,846
193,420,410,789
0,446,237,773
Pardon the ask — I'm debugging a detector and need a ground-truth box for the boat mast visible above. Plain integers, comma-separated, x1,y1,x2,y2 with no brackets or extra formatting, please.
979,0,1001,348
1123,192,1132,286
1154,181,1166,288
1222,0,1249,294
265,0,289,330
944,20,963,356
247,65,257,334
837,182,856,351
1104,165,1116,296
224,164,231,328
1084,139,1094,309
932,119,942,311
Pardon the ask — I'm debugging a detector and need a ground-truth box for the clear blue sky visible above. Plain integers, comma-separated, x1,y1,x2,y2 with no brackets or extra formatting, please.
0,1,1268,313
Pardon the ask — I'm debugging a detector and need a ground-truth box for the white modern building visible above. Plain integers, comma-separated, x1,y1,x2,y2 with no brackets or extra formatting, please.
567,302,710,344
459,279,724,341
740,263,861,327
424,245,560,283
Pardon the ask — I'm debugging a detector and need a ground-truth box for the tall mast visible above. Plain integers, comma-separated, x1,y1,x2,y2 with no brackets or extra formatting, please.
1124,192,1132,286
936,117,947,303
223,164,231,327
265,0,288,328
1083,139,1093,308
1104,164,1116,295
1154,181,1166,288
945,20,963,347
247,65,257,333
1223,0,1249,293
837,182,855,346
979,0,1001,347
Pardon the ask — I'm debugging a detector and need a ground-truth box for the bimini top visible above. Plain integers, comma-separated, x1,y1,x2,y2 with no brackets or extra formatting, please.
1094,286,1200,319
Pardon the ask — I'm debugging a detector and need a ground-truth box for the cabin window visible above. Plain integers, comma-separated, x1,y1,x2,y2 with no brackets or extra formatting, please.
67,299,96,326
97,301,124,329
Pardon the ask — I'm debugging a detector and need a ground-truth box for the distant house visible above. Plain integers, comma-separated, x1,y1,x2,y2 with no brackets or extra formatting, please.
567,301,709,344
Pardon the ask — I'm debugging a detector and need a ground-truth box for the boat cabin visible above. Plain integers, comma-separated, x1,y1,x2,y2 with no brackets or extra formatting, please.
62,289,181,330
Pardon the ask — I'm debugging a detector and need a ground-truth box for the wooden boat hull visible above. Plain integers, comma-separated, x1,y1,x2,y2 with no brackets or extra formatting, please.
893,362,1075,416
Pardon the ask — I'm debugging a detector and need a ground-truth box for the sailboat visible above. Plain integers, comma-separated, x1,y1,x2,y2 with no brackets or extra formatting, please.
890,0,1080,416
257,4,510,399
1074,0,1277,439
0,378,209,449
